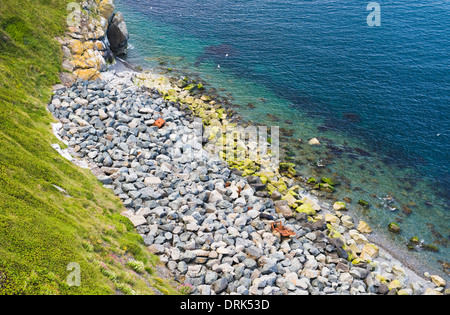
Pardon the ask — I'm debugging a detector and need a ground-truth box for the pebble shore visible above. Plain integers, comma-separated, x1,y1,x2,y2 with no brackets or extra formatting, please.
47,61,447,295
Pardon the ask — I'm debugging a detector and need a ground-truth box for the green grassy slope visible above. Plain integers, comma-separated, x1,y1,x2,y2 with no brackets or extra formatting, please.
0,0,178,295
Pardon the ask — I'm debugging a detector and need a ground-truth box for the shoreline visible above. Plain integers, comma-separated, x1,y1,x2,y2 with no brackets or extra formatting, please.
111,0,450,280
52,0,447,295
117,40,450,283
50,58,443,295
112,58,444,284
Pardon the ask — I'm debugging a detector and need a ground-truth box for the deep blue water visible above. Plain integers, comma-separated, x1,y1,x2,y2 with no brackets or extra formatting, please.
114,0,449,278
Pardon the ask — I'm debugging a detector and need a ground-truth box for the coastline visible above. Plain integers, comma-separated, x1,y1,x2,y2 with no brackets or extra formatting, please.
109,60,445,285
52,0,447,295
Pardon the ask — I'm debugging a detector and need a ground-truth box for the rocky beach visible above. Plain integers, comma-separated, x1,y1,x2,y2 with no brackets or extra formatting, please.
47,0,447,295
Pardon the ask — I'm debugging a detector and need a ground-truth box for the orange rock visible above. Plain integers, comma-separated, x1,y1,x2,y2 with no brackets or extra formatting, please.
94,40,105,51
71,50,106,71
71,58,94,70
83,41,95,51
68,39,84,55
74,68,101,81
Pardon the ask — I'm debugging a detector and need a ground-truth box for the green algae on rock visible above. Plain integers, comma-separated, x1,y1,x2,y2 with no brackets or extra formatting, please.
388,222,401,234
295,203,317,216
314,183,335,193
321,177,340,186
358,199,370,208
333,201,347,211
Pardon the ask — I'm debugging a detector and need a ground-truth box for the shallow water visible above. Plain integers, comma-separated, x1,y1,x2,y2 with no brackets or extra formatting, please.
114,0,449,279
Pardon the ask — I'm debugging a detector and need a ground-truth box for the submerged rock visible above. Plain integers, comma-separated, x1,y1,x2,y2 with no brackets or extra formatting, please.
358,199,370,208
308,138,320,146
321,177,340,186
315,183,335,193
388,222,401,233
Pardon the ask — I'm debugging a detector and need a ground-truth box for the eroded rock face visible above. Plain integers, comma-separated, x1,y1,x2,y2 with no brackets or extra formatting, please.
57,0,129,85
107,12,129,56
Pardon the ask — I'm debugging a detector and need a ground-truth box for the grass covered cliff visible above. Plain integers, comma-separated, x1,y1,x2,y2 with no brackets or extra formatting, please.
0,0,178,295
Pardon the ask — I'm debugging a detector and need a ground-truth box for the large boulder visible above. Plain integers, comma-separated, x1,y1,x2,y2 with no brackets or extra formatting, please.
107,12,129,56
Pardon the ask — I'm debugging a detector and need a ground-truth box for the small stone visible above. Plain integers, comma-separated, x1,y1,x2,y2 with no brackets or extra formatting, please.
388,279,402,290
182,251,196,263
388,222,401,233
339,272,353,285
301,269,318,279
308,138,320,145
357,221,373,234
430,275,446,287
208,190,224,204
341,215,354,229
324,213,339,224
271,190,282,200
98,108,109,120
377,283,389,295
392,265,406,278
212,278,228,294
275,200,293,219
197,285,212,295
205,272,219,285
122,183,136,192
295,203,316,216
237,285,249,295
120,210,146,227
148,244,165,255
97,175,112,185
186,222,199,232
349,230,369,244
305,232,316,241
246,246,263,260
177,261,188,274
333,201,347,211
360,243,379,260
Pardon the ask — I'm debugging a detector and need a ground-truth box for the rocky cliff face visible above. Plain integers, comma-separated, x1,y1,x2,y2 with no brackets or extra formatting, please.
57,0,128,85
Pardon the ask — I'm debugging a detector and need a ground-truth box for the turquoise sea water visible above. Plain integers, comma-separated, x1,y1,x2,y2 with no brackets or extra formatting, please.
114,0,449,279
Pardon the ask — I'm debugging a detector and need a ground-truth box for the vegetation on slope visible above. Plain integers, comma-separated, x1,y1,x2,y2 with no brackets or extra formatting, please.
0,0,178,295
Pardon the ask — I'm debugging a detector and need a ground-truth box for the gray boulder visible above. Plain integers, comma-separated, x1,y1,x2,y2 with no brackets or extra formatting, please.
107,12,129,56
